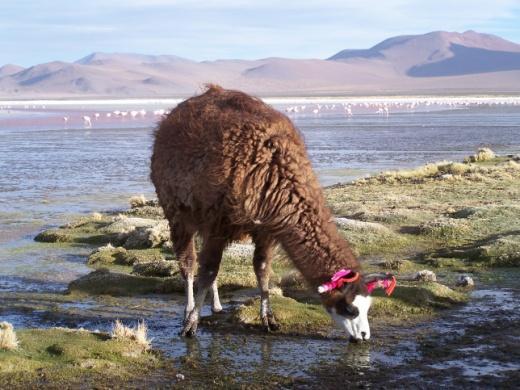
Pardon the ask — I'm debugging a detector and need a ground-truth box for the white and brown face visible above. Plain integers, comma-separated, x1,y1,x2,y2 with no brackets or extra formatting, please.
335,294,372,341
321,274,392,342
322,281,371,341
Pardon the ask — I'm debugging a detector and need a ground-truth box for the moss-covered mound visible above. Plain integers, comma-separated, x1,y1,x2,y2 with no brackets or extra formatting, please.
326,154,520,268
419,217,470,241
35,213,170,249
438,233,520,267
67,269,184,296
336,218,411,256
132,260,179,277
67,243,289,297
472,235,520,267
370,282,468,320
87,245,167,267
35,214,118,245
229,296,332,336
354,156,519,185
0,328,160,388
205,281,467,337
67,239,294,297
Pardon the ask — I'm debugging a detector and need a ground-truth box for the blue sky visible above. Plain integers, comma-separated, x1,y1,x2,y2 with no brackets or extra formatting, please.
2,0,520,66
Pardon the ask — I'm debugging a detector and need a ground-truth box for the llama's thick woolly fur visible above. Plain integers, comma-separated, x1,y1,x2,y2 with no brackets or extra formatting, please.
151,86,390,339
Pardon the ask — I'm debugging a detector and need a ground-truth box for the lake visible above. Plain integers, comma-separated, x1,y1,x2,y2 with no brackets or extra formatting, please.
0,97,519,386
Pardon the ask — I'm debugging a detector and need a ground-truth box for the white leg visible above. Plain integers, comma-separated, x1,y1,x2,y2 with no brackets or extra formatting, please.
185,275,195,319
181,285,210,337
260,295,269,319
210,279,223,313
253,234,278,332
180,237,225,337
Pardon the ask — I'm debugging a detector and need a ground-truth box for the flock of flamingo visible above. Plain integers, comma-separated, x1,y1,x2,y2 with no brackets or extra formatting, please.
1,96,520,128
283,97,520,118
77,109,167,128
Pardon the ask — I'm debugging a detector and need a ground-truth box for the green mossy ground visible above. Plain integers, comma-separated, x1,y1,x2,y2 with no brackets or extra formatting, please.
326,156,520,268
33,155,520,334
18,153,518,387
204,281,467,336
67,268,185,296
0,328,162,388
35,214,120,246
69,247,294,296
230,295,332,336
87,246,167,267
369,281,467,320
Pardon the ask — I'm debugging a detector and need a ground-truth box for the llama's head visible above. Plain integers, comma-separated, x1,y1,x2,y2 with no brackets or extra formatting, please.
319,270,396,341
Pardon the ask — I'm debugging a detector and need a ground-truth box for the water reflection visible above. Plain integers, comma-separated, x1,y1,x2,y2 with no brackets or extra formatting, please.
171,330,373,381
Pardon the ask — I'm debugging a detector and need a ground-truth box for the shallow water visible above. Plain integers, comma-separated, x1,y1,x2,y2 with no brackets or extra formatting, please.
1,99,520,387
2,270,518,387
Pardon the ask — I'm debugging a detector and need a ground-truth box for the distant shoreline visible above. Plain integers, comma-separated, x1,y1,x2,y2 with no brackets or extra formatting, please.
2,94,520,107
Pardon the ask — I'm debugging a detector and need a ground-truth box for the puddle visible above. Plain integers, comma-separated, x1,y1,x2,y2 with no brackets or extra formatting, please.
429,358,519,378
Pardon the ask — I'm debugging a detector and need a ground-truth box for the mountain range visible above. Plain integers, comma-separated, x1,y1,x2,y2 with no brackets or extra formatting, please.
1,30,520,98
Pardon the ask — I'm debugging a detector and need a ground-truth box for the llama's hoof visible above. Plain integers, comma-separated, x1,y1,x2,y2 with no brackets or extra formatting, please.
180,322,198,337
180,311,199,337
261,314,280,332
267,319,280,332
211,304,223,314
180,327,196,337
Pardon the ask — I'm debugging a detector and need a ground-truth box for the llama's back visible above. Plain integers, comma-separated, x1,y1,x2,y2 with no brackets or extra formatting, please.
151,86,323,232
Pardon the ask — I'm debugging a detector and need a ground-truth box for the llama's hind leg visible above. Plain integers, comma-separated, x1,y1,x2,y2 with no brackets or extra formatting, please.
210,279,223,313
170,220,197,320
253,234,279,332
181,235,226,337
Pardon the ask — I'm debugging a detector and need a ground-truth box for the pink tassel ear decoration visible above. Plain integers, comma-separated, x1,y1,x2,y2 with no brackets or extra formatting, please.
318,269,360,294
365,274,396,296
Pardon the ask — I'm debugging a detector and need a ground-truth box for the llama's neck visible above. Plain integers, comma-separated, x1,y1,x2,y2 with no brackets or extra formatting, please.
275,205,359,288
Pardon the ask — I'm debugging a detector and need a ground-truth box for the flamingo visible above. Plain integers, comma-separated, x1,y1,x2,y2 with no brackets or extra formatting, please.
82,116,92,128
154,109,166,116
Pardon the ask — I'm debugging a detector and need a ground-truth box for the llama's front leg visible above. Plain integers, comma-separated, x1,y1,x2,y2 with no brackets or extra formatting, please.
253,235,279,332
181,236,226,337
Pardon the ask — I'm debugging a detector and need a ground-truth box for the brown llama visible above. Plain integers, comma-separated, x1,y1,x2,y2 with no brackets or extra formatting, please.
151,85,395,339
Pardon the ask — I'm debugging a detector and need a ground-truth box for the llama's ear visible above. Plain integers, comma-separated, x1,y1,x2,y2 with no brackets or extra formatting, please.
364,273,396,296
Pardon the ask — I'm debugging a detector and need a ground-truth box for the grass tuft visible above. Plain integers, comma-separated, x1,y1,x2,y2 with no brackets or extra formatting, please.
111,320,151,350
464,147,495,163
0,322,18,351
129,195,147,208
